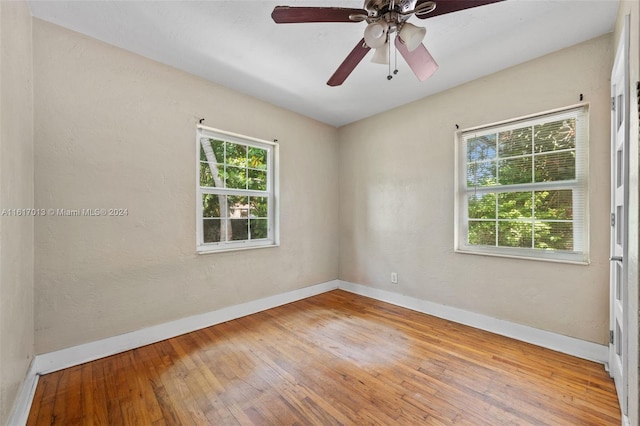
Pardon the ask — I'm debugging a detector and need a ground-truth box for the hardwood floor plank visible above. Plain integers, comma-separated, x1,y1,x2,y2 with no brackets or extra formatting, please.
88,359,110,425
27,290,621,425
148,372,180,425
49,367,71,424
28,373,56,425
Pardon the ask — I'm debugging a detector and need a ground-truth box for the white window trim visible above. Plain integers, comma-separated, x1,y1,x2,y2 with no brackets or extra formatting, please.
196,125,279,254
454,104,590,264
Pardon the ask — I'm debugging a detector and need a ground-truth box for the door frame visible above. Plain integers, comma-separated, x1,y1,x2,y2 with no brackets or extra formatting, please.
609,13,630,417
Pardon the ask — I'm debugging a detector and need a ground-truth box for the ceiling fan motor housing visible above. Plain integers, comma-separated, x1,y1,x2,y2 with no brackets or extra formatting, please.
363,0,427,33
364,0,418,16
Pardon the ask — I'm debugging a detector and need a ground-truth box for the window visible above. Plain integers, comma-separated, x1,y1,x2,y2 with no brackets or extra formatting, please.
455,105,588,263
196,125,278,253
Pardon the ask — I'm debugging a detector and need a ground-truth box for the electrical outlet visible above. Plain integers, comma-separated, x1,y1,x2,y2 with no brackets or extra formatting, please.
391,272,398,284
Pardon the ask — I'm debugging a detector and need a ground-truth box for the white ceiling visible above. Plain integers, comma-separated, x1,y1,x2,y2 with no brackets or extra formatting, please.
28,0,620,127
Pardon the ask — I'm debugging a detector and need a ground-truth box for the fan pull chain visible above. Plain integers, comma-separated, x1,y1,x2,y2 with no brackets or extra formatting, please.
393,37,398,76
387,34,398,80
390,0,397,77
387,38,392,80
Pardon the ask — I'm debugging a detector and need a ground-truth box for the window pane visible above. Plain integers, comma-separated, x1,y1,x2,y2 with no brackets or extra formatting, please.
534,118,576,153
199,162,218,187
468,193,496,219
498,192,532,219
468,221,496,246
534,190,572,220
250,196,268,218
467,162,496,187
467,134,496,162
200,139,225,187
200,138,224,162
202,194,221,218
250,219,268,239
248,147,268,170
498,157,532,185
534,222,573,250
225,166,247,189
230,219,249,241
227,196,248,218
203,219,221,243
499,126,532,157
248,169,267,191
212,140,225,160
225,143,247,167
534,151,575,182
497,221,533,248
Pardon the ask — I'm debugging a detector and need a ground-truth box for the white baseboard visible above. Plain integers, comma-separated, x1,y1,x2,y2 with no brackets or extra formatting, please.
337,280,609,364
35,278,608,374
36,280,339,375
6,358,39,426
7,280,337,425
15,278,609,425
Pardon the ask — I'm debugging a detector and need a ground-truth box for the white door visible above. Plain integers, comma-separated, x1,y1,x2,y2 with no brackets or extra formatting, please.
610,14,629,417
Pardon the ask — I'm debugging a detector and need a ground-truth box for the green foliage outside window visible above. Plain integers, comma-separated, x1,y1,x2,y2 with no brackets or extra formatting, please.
466,118,577,251
199,140,267,190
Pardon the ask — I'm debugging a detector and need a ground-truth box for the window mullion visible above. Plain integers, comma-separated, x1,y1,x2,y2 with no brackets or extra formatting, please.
495,133,499,186
531,191,536,249
201,187,269,196
531,125,535,249
494,190,499,247
494,131,499,247
464,180,579,195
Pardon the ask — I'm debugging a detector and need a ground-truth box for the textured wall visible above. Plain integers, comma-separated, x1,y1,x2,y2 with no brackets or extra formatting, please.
0,1,34,424
338,35,613,344
33,19,339,354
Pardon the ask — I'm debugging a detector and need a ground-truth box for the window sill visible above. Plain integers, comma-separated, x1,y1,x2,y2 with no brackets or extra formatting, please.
197,242,279,255
455,247,590,265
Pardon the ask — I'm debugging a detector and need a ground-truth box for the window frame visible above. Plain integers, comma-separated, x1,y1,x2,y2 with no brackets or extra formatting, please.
196,125,279,254
454,104,589,264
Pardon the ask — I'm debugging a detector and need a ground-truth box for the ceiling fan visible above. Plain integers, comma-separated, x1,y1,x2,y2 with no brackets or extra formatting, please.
272,0,505,86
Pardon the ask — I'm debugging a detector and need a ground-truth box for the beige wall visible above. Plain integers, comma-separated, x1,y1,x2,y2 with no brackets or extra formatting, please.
33,20,339,354
0,1,34,424
338,35,613,344
22,6,630,420
614,1,639,424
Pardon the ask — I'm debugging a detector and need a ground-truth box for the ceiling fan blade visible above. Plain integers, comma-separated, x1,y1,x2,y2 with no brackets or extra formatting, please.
272,6,368,24
415,0,505,19
395,38,439,81
327,38,371,87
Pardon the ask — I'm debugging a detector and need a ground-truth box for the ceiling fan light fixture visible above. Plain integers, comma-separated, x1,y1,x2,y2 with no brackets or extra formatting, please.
371,44,389,64
364,21,388,49
399,22,426,52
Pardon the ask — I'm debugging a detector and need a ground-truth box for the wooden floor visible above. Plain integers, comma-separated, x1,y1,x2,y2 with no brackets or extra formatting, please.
27,290,620,425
